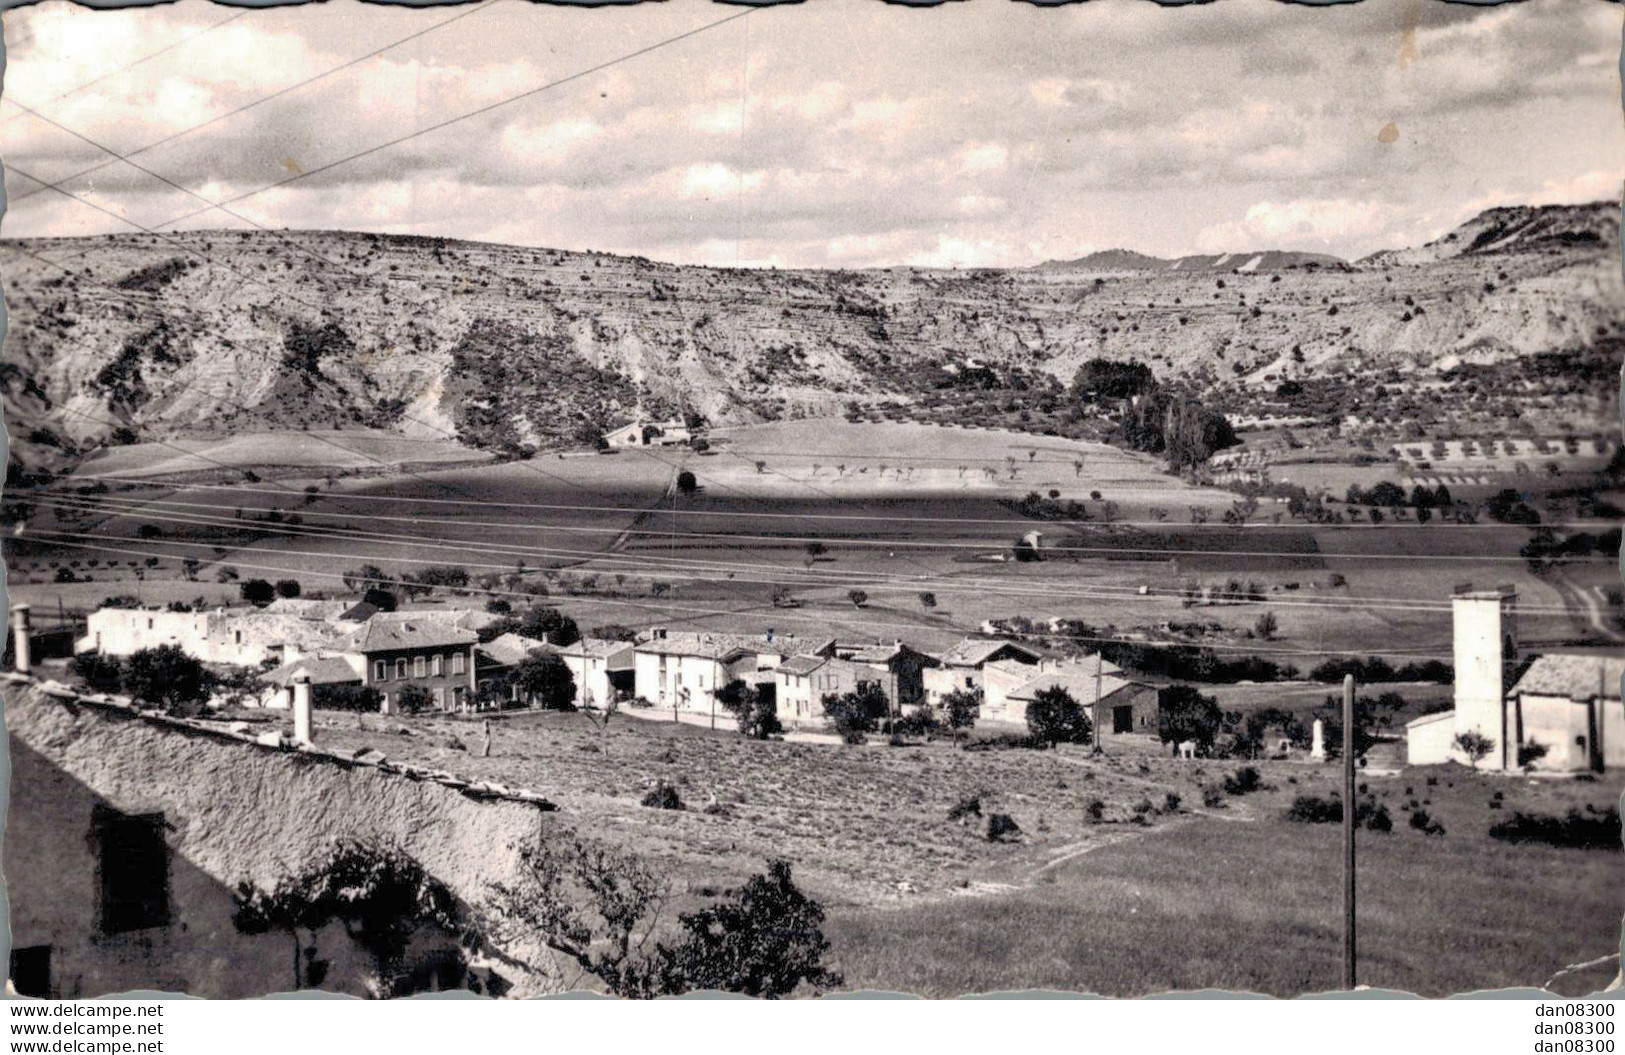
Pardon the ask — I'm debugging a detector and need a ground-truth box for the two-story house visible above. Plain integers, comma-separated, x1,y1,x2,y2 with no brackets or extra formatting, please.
633,628,834,716
924,637,1046,705
557,638,637,710
348,620,479,715
832,640,939,714
774,654,886,726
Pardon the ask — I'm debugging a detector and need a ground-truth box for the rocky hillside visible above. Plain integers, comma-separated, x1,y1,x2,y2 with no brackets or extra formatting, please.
2,200,1620,475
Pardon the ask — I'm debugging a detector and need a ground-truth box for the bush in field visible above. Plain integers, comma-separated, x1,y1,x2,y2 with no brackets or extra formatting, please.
1488,808,1620,850
275,579,302,599
1285,794,1392,832
986,813,1022,843
1222,765,1265,796
1453,731,1496,767
1410,809,1445,836
641,781,685,811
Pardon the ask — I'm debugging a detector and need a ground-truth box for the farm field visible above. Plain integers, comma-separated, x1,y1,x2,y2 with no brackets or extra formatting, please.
74,429,493,478
254,705,1621,998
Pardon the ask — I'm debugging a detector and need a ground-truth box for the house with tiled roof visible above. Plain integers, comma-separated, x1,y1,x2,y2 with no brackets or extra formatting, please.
1505,653,1623,772
832,640,939,712
999,661,1157,735
774,654,888,726
632,627,834,714
557,637,636,710
259,655,364,708
345,619,479,715
925,636,1048,707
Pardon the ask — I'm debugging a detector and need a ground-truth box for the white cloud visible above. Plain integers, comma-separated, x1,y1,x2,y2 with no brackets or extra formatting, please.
1196,199,1391,253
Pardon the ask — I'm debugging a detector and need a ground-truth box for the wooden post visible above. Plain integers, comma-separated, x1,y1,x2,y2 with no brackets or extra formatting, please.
1342,672,1357,990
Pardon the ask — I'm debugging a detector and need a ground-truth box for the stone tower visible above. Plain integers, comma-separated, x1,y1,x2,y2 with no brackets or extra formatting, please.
1451,584,1519,769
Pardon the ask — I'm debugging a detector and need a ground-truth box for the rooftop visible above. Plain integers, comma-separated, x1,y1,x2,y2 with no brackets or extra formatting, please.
938,637,1045,667
345,620,480,653
261,655,363,687
1510,653,1625,702
477,632,550,668
1006,670,1139,707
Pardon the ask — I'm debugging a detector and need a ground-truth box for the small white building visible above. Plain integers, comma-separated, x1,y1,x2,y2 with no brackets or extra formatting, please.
604,420,692,448
557,638,636,709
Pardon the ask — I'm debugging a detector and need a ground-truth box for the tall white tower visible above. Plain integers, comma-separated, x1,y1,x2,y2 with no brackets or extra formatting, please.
1451,584,1519,769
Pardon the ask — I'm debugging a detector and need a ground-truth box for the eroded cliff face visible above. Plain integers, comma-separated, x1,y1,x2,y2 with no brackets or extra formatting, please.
3,200,1620,472
5,684,562,998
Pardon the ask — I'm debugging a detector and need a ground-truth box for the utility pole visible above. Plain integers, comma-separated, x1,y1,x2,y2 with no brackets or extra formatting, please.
1342,672,1357,990
1093,651,1105,755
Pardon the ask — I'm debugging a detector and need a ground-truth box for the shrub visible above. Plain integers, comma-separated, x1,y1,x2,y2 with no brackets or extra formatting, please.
718,680,782,740
986,813,1021,843
122,645,210,715
69,651,125,693
641,781,685,811
1410,809,1445,836
316,685,384,712
1285,794,1391,832
1488,808,1620,850
1085,799,1106,822
1222,765,1264,796
240,579,277,606
948,793,984,822
1164,792,1182,813
1201,785,1225,809
395,685,432,715
823,684,889,745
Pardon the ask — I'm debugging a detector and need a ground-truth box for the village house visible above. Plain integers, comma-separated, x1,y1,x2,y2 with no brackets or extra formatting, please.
999,661,1158,735
1502,653,1624,773
832,641,939,713
603,419,692,448
924,637,1046,704
474,632,551,706
347,619,479,715
557,637,637,710
77,605,352,667
259,655,365,709
773,654,887,726
632,628,833,716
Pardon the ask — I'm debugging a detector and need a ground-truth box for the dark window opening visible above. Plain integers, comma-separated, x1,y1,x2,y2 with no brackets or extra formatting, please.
10,945,50,998
95,806,171,935
1113,705,1134,735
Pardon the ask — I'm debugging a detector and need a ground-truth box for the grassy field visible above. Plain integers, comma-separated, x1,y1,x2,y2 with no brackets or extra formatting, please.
242,704,1624,998
76,430,493,478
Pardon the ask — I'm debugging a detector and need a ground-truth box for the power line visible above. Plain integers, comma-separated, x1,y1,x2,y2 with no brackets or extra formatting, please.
19,529,1465,660
18,493,1598,618
0,8,252,126
5,1,502,210
148,7,757,230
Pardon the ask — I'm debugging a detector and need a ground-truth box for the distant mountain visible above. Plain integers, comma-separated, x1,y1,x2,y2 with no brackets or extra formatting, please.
1040,247,1346,273
2,200,1619,476
1361,201,1619,268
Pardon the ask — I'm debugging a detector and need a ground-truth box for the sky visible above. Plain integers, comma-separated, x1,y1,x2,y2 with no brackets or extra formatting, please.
1,0,1621,268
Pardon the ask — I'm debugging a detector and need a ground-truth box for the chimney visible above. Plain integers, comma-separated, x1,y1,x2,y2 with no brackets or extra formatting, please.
292,672,314,745
10,604,31,673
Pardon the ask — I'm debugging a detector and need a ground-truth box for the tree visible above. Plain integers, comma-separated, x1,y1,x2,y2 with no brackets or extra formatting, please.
823,684,889,744
1025,686,1091,747
1453,730,1496,767
362,588,398,612
395,684,433,715
344,564,389,593
122,645,210,715
804,541,827,560
717,679,782,740
513,650,576,710
483,829,840,999
137,523,162,539
1157,684,1223,754
675,470,698,495
182,556,201,581
917,591,937,613
70,651,125,693
233,840,459,998
847,589,869,609
240,579,277,606
654,859,842,998
940,687,982,746
1254,611,1279,641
